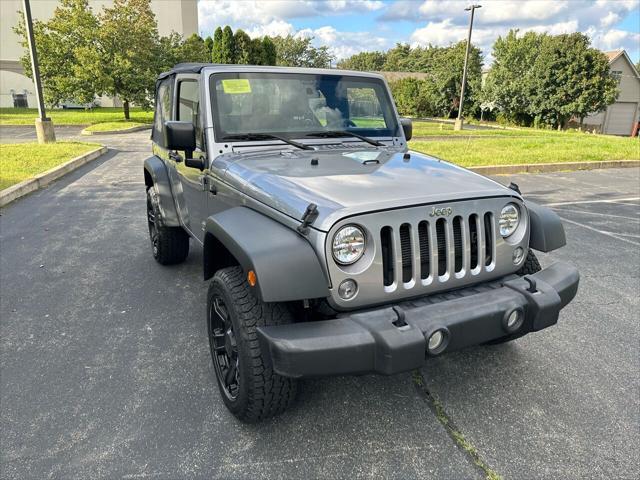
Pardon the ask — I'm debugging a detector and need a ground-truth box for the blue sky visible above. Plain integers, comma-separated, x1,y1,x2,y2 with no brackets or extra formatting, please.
198,0,640,64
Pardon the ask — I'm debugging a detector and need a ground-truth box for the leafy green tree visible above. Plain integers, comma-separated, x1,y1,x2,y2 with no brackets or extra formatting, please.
529,33,618,129
178,33,210,63
337,51,386,71
220,26,235,63
484,30,544,125
234,29,252,64
271,35,333,68
211,27,223,62
13,0,100,106
260,36,277,65
382,43,412,71
204,35,213,58
86,0,160,119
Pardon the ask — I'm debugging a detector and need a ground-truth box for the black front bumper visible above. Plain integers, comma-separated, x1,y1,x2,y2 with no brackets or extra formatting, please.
257,262,579,378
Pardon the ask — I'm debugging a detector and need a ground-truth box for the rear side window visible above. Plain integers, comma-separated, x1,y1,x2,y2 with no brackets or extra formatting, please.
151,76,173,147
177,80,202,148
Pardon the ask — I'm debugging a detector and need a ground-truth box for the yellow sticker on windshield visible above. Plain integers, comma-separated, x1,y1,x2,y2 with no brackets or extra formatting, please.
221,79,251,94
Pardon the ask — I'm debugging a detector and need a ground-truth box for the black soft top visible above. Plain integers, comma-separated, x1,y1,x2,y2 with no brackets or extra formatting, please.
157,63,212,80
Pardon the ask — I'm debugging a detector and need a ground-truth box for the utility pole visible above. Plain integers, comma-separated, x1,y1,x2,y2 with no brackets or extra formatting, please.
22,0,55,143
454,4,481,131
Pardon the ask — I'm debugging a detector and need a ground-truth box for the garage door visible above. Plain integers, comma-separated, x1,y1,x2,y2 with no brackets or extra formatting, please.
606,102,637,135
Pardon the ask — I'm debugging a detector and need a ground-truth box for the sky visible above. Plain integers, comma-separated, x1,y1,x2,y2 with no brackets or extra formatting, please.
197,0,640,65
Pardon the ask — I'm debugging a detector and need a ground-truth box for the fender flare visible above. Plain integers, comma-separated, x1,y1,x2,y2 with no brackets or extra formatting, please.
526,201,566,252
204,207,330,302
143,156,180,227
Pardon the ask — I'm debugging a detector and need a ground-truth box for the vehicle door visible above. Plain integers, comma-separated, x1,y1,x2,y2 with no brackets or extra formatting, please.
168,74,209,242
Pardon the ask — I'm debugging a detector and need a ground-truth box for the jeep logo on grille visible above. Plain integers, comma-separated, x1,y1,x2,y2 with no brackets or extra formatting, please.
429,207,453,217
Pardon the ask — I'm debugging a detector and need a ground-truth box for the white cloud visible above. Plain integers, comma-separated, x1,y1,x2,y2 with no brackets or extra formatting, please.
587,27,640,53
197,0,640,64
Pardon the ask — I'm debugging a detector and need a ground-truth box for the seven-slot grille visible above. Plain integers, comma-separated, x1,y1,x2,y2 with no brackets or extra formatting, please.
380,213,495,290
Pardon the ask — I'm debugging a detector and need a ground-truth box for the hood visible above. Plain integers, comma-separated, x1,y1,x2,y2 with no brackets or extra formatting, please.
218,148,516,231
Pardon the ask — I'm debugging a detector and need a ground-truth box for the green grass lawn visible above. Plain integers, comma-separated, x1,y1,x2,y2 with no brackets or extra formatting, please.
0,107,153,126
0,142,101,190
83,121,149,133
411,120,564,137
410,134,639,167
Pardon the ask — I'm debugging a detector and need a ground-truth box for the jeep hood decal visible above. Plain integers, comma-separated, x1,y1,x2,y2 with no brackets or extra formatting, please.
221,149,515,231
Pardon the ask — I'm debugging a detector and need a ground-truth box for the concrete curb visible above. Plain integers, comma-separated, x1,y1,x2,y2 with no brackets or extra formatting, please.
81,124,151,135
0,146,108,207
468,160,640,175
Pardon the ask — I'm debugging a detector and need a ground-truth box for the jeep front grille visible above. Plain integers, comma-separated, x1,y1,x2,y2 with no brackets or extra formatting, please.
381,213,495,288
324,197,529,309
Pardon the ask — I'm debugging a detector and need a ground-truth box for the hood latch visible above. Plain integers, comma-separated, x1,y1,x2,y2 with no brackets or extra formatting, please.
297,203,319,235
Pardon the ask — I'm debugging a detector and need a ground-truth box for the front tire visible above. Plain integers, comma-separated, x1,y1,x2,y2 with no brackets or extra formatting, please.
146,187,189,265
207,266,298,422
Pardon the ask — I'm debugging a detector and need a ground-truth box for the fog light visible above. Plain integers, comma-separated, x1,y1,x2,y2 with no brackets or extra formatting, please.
428,330,443,351
503,308,524,333
513,247,524,265
338,279,357,300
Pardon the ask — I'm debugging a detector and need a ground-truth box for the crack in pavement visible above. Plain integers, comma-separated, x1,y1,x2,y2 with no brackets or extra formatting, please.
412,370,502,480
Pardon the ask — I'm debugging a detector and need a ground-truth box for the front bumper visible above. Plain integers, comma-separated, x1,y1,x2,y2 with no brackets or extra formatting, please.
257,262,579,378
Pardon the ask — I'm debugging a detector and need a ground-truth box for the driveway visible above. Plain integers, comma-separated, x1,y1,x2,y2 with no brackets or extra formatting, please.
1,132,638,479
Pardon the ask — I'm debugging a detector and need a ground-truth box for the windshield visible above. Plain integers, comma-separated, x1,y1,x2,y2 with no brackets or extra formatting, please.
209,72,400,140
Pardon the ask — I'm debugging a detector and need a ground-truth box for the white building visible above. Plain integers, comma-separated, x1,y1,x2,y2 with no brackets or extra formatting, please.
582,50,640,136
0,0,198,108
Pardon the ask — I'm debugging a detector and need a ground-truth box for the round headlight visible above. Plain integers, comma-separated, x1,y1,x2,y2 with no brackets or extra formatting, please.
332,225,366,265
499,203,520,237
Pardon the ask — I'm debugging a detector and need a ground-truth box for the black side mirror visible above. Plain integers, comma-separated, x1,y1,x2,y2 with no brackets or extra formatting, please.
164,121,195,158
400,117,412,141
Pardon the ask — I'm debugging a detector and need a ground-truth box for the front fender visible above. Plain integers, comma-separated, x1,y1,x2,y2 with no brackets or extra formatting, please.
143,156,180,227
204,207,330,302
526,201,566,252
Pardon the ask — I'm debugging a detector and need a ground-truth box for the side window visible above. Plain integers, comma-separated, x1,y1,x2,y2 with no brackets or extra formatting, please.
152,76,173,146
177,80,202,148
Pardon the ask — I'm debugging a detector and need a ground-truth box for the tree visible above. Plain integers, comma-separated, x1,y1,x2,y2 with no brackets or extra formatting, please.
234,29,252,64
382,43,412,71
178,33,210,63
271,35,333,68
87,0,161,119
529,33,618,129
211,27,223,63
13,0,101,106
337,51,386,71
484,30,546,125
204,35,213,58
260,36,277,65
220,26,235,63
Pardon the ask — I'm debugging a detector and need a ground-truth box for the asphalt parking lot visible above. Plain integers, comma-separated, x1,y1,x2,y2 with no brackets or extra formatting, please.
1,130,638,479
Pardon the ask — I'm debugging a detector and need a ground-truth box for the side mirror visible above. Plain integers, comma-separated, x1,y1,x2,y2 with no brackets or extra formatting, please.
400,117,412,141
164,121,195,158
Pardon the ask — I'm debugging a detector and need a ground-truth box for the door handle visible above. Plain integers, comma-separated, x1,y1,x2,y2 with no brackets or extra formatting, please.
169,151,182,163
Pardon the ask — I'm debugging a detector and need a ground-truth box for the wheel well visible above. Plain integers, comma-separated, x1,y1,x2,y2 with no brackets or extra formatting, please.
144,169,153,189
203,232,240,280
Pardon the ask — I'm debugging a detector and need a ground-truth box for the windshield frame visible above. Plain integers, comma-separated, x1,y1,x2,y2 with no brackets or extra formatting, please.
208,71,401,144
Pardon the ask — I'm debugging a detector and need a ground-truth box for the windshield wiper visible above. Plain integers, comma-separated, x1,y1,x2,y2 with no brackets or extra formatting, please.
304,130,385,147
221,133,314,151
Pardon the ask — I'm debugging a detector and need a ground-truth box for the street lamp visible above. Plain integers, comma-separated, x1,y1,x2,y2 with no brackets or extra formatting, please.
22,0,55,143
454,4,481,131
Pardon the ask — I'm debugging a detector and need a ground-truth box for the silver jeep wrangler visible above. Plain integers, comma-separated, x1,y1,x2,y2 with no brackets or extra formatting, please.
144,64,579,422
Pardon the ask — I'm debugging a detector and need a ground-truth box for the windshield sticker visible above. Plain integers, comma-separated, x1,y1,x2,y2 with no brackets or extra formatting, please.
221,79,251,94
343,151,381,162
